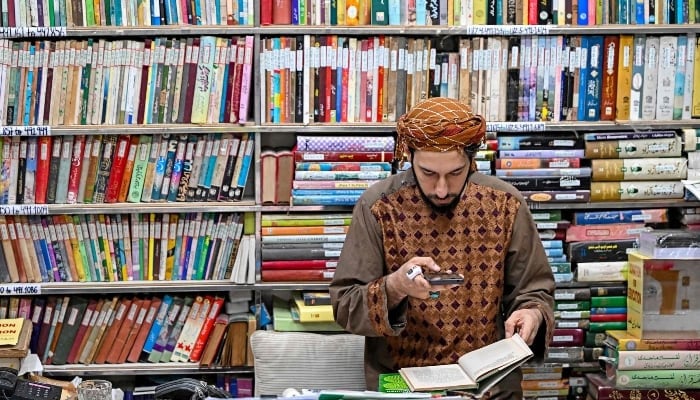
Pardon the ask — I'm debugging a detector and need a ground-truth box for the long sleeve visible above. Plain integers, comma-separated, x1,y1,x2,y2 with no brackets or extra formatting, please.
330,195,406,337
503,202,556,357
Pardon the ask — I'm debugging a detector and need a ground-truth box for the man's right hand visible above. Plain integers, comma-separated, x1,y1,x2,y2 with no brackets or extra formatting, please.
386,257,459,308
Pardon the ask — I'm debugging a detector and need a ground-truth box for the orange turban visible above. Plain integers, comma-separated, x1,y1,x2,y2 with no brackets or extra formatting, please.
395,97,486,164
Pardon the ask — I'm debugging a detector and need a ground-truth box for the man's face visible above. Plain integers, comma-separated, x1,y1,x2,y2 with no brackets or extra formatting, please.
411,149,470,212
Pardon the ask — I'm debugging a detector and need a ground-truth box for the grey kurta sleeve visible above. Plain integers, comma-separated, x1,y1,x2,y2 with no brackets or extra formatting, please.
503,202,556,357
330,196,407,337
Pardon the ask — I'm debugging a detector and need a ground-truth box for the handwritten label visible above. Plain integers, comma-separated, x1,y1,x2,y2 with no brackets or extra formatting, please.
0,283,41,296
456,25,551,35
1,126,51,137
0,205,50,215
0,27,66,38
486,122,546,132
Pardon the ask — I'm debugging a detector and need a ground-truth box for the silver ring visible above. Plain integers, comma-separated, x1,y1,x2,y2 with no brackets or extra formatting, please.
406,265,422,280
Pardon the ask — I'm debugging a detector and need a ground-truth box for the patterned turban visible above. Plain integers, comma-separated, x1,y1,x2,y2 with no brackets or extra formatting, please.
395,97,486,165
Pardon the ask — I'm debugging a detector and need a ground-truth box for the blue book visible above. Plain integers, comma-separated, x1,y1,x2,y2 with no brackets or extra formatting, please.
143,294,173,353
577,0,589,24
591,307,627,315
673,35,688,119
292,189,366,197
541,240,564,249
584,35,604,121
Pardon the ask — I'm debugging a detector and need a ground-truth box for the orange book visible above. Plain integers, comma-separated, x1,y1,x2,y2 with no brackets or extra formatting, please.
117,298,152,364
126,297,161,363
106,299,142,364
189,296,225,362
198,314,228,367
93,298,132,364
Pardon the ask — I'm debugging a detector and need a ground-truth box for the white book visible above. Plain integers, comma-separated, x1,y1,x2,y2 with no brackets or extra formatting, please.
54,135,73,204
347,38,357,123
641,36,659,120
629,36,645,121
683,34,696,120
655,35,677,121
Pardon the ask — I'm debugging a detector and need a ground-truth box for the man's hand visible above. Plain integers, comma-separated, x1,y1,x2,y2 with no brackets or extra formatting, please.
505,308,543,345
385,257,461,309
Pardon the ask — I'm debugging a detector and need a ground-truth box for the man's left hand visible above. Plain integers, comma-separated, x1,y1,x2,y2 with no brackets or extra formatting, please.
504,308,543,345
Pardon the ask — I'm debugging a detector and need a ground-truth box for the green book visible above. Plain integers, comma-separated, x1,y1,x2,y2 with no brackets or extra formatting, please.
378,373,411,393
590,296,627,307
127,135,153,203
589,321,627,332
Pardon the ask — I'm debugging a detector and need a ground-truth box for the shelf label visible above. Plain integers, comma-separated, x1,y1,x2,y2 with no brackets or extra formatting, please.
486,122,546,132
0,27,66,38
459,25,551,35
1,126,51,137
0,205,50,215
0,283,41,296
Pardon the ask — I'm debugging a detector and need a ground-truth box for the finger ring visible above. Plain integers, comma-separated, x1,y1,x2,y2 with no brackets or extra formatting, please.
406,265,422,280
429,291,440,299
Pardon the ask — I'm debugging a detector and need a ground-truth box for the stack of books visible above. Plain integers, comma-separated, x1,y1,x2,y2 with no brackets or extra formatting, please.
496,133,589,203
291,135,394,206
586,131,687,202
260,213,351,282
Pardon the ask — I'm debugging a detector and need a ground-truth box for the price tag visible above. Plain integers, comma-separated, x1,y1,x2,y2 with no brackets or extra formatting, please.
0,27,66,38
0,205,50,215
1,126,51,137
486,122,546,132
0,283,41,296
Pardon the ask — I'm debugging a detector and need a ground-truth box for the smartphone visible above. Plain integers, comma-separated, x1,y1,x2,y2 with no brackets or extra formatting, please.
424,272,464,285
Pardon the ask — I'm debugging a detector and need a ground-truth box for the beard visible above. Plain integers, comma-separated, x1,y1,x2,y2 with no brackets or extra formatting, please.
412,170,469,214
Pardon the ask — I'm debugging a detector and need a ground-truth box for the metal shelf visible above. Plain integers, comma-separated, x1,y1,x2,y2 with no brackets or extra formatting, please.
527,200,700,210
256,23,700,36
40,280,256,294
254,282,331,291
42,363,254,376
48,124,257,135
44,201,259,214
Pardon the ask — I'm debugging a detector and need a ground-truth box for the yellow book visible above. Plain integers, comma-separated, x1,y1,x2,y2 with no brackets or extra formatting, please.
693,38,700,118
98,215,115,282
165,214,178,280
0,318,24,345
472,0,487,24
291,293,335,322
147,213,156,280
615,35,634,120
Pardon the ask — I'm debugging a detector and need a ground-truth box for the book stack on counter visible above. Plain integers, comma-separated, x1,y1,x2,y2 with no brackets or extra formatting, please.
531,210,572,284
586,131,689,202
291,135,394,206
565,209,671,284
271,292,343,332
496,133,590,204
519,365,571,399
260,213,352,282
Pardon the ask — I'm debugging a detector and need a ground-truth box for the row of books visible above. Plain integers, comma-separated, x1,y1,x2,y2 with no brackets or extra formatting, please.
262,0,700,26
23,294,236,366
0,212,254,284
260,34,700,124
0,36,254,126
1,0,255,27
0,133,254,206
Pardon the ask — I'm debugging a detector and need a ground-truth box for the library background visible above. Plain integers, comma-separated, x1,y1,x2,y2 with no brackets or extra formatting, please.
1,0,700,398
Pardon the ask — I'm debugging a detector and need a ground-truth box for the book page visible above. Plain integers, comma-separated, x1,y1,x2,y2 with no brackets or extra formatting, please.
399,364,476,391
458,333,533,382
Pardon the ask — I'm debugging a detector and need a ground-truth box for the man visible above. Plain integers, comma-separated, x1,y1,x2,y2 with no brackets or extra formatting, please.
330,97,555,399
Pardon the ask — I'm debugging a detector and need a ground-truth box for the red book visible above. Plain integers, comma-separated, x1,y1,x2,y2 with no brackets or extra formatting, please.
589,313,627,322
66,135,86,204
137,39,152,125
106,299,142,364
294,150,394,163
117,298,152,363
260,0,272,24
93,298,132,364
35,136,52,204
262,259,338,270
104,135,131,203
599,35,620,121
188,296,224,362
182,38,200,123
376,36,385,122
230,37,245,123
271,0,291,24
261,268,335,282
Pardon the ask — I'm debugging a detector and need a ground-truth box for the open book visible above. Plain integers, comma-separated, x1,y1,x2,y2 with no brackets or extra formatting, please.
398,333,534,394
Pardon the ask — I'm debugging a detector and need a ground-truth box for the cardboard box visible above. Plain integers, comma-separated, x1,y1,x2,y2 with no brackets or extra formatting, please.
627,252,700,339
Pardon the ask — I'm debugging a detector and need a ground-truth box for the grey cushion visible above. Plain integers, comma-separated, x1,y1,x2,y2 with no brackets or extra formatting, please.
250,330,366,396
